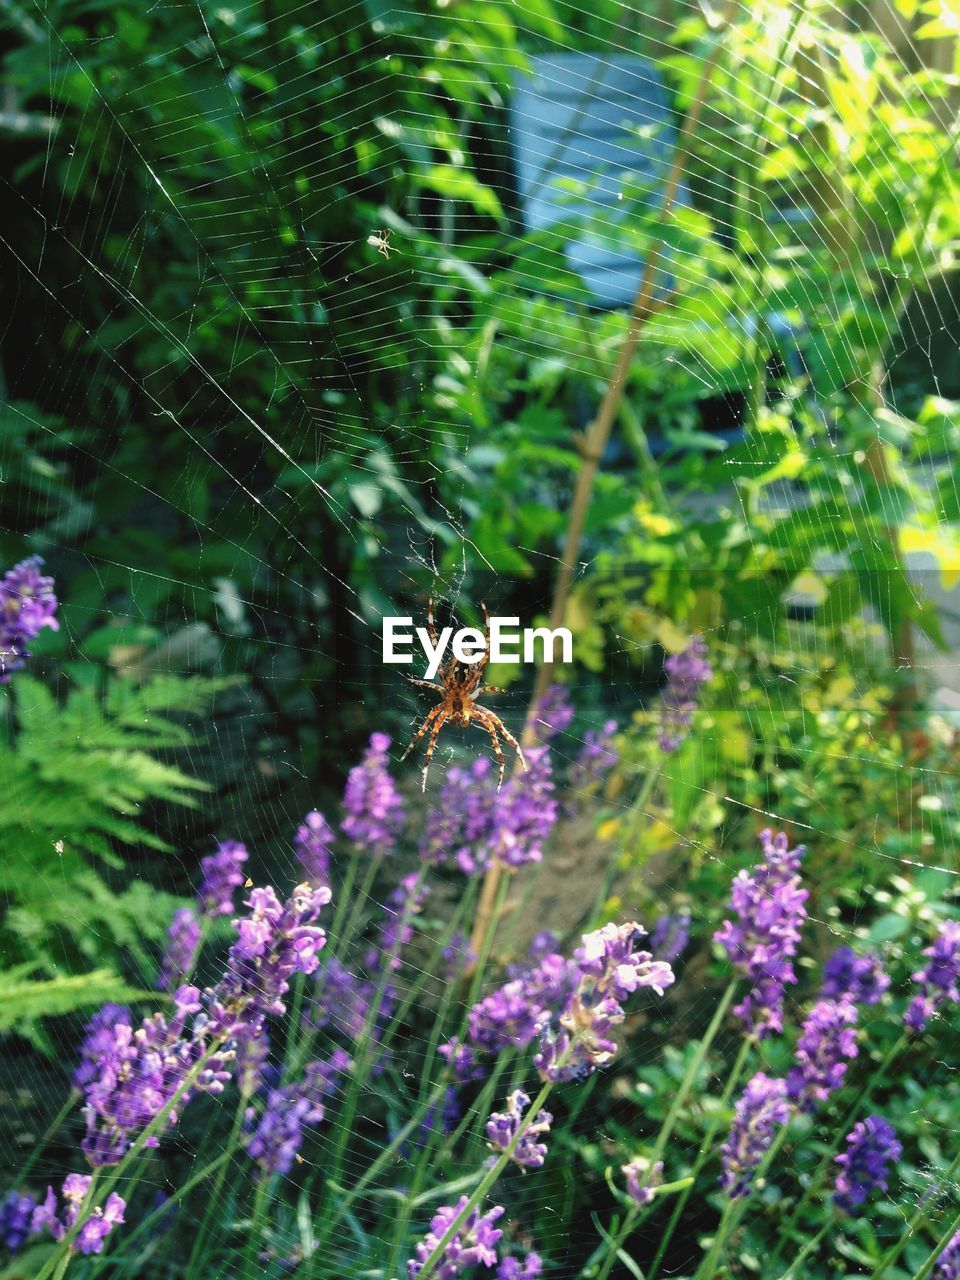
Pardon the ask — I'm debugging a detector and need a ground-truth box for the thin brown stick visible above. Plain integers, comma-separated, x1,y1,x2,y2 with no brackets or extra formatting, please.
467,4,743,968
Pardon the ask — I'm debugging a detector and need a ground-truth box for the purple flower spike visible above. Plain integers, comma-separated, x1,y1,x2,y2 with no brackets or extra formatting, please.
787,999,859,1111
834,1115,902,1212
531,683,574,743
295,811,335,889
721,1072,791,1198
466,946,577,1062
0,1191,38,1253
905,920,960,1033
485,1090,552,1170
31,1176,125,1255
568,720,619,797
245,1053,347,1175
649,911,691,965
489,747,558,869
342,732,406,855
420,757,497,873
198,840,249,919
535,924,674,1083
0,556,59,681
158,907,201,991
622,1156,664,1206
934,1232,960,1278
658,638,711,752
408,1196,505,1278
497,1255,543,1279
73,1003,132,1091
714,829,808,1039
821,946,890,1006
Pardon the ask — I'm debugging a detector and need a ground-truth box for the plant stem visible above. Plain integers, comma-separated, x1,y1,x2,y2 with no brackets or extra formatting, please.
774,1216,831,1280
242,1177,270,1280
648,980,738,1174
913,1204,960,1280
99,1149,233,1276
295,1077,453,1279
414,1077,557,1280
585,767,660,930
647,1035,753,1280
692,1120,793,1280
590,1207,641,1280
15,1093,77,1189
871,1146,960,1280
182,1091,249,1278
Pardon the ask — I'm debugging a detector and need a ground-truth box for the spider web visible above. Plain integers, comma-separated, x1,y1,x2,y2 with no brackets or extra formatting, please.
1,0,960,1275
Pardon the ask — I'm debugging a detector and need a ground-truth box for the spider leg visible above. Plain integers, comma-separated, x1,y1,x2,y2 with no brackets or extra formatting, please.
476,707,527,780
406,676,444,694
419,709,449,791
401,704,444,762
471,707,506,791
497,719,527,774
474,685,506,697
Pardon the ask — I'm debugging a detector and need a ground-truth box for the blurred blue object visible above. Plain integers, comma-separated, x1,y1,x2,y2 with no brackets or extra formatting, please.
511,53,688,309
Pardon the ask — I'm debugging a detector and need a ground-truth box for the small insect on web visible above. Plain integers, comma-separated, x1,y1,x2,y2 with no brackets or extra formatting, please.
367,228,393,259
401,599,527,792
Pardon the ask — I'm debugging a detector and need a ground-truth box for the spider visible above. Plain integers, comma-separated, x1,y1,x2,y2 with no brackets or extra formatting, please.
401,599,527,792
367,228,393,259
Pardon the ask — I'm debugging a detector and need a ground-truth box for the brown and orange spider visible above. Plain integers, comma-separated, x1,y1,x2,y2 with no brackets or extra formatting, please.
401,600,527,792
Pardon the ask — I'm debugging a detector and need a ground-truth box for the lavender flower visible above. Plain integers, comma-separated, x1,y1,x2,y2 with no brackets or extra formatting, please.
659,638,711,752
31,1175,125,1255
0,1191,37,1253
342,732,406,855
374,871,428,969
219,882,330,1024
80,987,215,1167
531,683,574,743
420,758,497,873
488,746,558,869
833,1115,902,1212
650,911,691,965
408,1197,505,1278
466,949,577,1061
787,999,859,1111
934,1232,960,1278
0,556,59,681
486,1090,552,1170
73,1004,132,1090
821,946,890,1006
236,1027,271,1097
157,907,201,991
622,1156,664,1206
295,811,334,889
721,1073,791,1198
535,923,674,1083
311,957,377,1043
83,883,329,1166
905,920,960,1033
714,829,808,1039
245,1053,347,1175
497,1255,543,1279
567,719,619,796
198,840,249,919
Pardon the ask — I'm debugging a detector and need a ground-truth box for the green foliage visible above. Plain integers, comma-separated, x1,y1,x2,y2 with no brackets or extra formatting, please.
0,963,150,1052
0,672,225,1007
